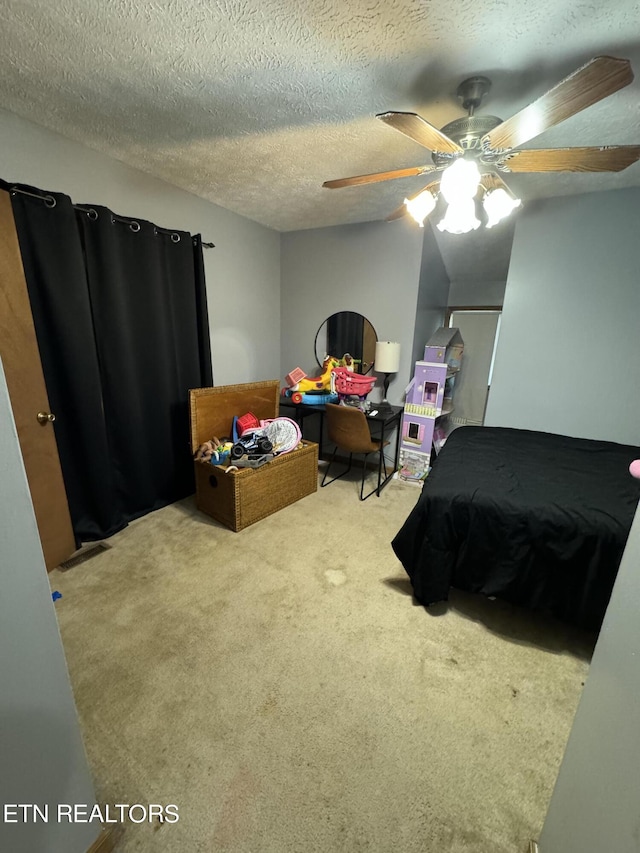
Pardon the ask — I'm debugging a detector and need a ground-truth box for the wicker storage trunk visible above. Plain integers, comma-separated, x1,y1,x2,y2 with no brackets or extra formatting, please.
189,380,318,531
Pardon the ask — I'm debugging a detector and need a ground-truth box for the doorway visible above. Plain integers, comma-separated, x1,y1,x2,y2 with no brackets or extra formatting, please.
445,307,502,427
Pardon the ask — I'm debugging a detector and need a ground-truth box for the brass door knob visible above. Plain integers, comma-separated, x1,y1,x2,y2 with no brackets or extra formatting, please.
37,411,56,425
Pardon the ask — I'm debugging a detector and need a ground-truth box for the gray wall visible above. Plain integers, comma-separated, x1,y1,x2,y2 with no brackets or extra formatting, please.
280,219,424,406
447,278,506,307
0,359,99,853
485,188,640,445
410,223,450,366
0,108,281,386
539,500,640,853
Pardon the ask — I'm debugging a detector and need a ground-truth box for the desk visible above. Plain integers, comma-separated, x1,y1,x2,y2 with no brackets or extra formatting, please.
279,399,402,495
279,397,327,450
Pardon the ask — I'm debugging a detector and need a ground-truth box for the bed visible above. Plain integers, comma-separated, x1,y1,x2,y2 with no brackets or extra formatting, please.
392,426,640,631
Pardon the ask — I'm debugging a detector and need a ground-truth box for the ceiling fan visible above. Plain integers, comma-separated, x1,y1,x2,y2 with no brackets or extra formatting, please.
323,56,640,233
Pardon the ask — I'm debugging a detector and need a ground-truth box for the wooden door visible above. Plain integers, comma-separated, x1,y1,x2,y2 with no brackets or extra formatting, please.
0,189,76,570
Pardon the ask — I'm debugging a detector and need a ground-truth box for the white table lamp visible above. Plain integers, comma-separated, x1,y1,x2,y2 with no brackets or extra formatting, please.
375,341,401,407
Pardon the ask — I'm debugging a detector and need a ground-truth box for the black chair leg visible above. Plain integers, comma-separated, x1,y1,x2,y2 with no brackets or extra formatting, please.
376,447,389,497
359,453,370,501
321,447,353,488
360,446,389,501
323,445,388,500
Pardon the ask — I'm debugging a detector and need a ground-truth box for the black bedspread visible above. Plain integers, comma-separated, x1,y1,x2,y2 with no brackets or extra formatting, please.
392,426,640,630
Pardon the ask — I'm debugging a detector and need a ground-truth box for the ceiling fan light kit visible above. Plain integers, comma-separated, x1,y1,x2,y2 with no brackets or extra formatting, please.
483,187,522,228
437,197,481,234
439,157,481,204
323,56,639,235
404,189,436,226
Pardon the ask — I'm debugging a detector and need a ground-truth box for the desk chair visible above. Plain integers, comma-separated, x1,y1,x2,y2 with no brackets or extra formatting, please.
321,403,388,500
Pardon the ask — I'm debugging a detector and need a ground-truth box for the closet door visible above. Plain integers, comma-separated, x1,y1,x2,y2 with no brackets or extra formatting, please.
0,190,75,570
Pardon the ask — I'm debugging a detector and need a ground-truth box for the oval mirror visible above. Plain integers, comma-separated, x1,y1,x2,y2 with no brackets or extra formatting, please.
314,311,377,374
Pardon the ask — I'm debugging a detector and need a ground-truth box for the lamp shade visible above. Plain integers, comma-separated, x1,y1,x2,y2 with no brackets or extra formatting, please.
404,190,436,227
375,341,401,373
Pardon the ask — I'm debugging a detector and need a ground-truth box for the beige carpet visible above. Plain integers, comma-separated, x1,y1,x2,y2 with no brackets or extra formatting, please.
49,470,593,853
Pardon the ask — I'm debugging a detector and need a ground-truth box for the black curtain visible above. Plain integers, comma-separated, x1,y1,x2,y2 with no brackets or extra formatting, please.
5,181,213,542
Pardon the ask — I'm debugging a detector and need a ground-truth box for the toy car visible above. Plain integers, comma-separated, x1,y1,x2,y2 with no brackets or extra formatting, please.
230,432,273,460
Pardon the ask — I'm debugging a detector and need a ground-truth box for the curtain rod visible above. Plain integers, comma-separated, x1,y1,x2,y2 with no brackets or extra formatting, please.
9,186,215,247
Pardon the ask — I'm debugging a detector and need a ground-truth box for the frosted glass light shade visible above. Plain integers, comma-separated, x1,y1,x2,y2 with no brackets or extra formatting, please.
437,199,481,234
404,190,436,227
483,188,521,228
440,158,481,204
375,341,401,373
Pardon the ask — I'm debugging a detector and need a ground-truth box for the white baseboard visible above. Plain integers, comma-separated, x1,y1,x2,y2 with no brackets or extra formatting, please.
449,416,483,427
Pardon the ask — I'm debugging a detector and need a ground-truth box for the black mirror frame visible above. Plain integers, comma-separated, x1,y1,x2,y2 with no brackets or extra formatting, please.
314,312,377,375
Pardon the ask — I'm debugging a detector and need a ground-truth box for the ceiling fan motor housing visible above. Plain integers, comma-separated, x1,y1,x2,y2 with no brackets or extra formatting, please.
433,115,504,167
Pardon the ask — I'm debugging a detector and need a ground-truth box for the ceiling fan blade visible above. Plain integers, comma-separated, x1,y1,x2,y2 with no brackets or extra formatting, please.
480,173,511,192
385,180,440,221
377,111,463,154
386,204,410,221
323,164,437,189
483,56,634,152
499,145,640,173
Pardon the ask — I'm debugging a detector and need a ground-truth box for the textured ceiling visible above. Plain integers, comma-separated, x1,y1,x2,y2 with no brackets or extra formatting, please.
1,0,639,259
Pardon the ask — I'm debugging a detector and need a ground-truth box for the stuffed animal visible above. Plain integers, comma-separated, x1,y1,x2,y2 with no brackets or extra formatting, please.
194,437,222,462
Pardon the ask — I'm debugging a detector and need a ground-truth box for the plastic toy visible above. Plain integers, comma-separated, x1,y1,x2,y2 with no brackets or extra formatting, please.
211,441,233,465
236,412,259,435
341,353,360,372
285,367,307,387
282,355,341,403
260,417,302,454
630,460,640,479
231,432,273,460
290,390,338,405
331,366,377,402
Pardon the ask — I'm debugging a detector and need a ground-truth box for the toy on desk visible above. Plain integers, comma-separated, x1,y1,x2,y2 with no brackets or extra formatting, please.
281,355,341,403
331,366,377,403
284,366,307,387
281,353,370,404
298,390,339,405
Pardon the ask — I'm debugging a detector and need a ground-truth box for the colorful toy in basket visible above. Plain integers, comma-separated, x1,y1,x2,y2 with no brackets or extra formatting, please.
331,366,377,402
194,437,233,465
260,417,302,454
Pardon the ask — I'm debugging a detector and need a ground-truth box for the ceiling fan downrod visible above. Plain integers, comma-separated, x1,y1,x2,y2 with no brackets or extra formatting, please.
457,76,492,116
